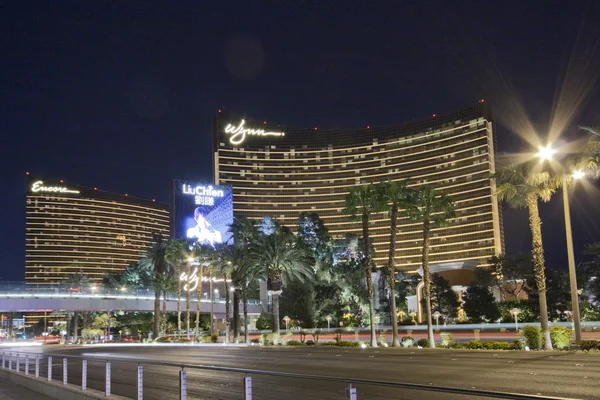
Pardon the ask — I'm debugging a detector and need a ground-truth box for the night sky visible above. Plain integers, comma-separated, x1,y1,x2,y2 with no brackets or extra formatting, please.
2,1,599,281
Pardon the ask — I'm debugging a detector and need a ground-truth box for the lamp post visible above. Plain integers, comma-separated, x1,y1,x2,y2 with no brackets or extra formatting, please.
433,311,442,331
326,315,332,330
510,308,521,333
283,316,290,331
537,145,583,343
397,310,405,323
409,311,417,325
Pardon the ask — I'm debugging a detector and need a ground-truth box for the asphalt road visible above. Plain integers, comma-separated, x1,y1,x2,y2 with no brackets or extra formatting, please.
6,345,600,399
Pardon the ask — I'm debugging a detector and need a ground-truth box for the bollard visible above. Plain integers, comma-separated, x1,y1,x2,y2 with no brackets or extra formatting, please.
180,369,187,400
35,355,40,378
63,358,68,385
137,365,143,400
16,353,20,372
347,383,357,400
9,353,12,370
48,356,52,381
25,355,29,375
82,360,87,391
105,361,111,397
244,375,252,400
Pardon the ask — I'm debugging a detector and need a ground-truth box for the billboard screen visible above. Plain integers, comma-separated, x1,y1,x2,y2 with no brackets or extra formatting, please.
172,180,233,247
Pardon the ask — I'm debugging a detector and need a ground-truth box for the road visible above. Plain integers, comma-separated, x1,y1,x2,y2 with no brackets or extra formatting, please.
5,345,600,399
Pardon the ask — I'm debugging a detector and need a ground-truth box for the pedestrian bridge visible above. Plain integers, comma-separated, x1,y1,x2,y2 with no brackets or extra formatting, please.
0,284,261,314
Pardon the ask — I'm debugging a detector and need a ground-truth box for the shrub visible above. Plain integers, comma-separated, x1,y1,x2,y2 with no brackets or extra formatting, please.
417,338,430,348
210,334,218,343
510,340,523,350
255,313,273,331
322,340,360,348
401,336,414,348
260,333,269,346
448,341,463,349
250,338,260,344
305,340,315,346
549,326,572,350
439,332,453,347
521,326,542,350
482,341,511,350
464,340,484,349
580,340,599,351
287,340,304,346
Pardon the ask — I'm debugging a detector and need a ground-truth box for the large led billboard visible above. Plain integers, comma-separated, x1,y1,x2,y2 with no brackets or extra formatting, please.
171,180,233,247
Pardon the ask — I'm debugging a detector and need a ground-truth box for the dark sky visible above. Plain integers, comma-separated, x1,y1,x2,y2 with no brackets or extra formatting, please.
2,1,599,281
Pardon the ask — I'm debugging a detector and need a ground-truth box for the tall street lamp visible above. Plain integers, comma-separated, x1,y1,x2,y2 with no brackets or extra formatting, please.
283,316,291,331
433,311,441,331
510,308,521,332
325,315,332,330
537,145,583,343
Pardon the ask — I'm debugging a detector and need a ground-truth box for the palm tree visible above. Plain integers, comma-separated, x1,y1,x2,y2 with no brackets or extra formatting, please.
139,233,174,338
577,126,600,178
165,238,190,334
249,227,314,335
191,243,212,336
343,184,382,347
494,162,559,350
408,185,456,349
378,180,413,347
229,217,259,343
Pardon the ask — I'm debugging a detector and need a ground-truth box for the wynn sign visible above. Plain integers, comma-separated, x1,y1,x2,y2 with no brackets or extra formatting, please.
224,119,285,145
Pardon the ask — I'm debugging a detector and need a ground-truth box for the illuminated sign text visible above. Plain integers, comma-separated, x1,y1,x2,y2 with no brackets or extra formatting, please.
224,119,284,145
182,184,224,206
31,181,80,194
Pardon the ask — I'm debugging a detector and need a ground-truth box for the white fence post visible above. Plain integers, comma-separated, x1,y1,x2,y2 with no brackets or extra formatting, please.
82,360,87,391
244,375,252,400
137,364,143,400
25,355,29,375
105,361,111,397
47,356,52,381
16,353,20,372
347,383,357,400
179,368,187,400
9,353,12,370
63,358,68,385
35,355,40,378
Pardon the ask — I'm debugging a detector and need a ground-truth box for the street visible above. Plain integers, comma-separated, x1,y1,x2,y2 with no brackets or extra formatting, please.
5,345,599,399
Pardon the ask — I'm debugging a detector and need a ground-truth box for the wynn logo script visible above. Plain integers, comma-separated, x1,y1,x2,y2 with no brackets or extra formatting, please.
224,119,284,145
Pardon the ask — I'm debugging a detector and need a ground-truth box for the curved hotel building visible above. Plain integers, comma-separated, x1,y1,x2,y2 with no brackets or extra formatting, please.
25,175,170,288
213,103,504,273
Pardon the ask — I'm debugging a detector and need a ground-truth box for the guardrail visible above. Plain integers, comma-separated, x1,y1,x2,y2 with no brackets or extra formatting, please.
0,350,575,400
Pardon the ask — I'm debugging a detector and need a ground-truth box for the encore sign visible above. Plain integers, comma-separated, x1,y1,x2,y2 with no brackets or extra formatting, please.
224,119,285,145
30,180,80,194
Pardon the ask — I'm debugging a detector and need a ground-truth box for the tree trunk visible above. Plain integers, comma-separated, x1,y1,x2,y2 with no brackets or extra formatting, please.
242,284,249,344
527,194,553,350
224,274,230,343
388,205,400,347
233,290,240,342
8,315,13,340
153,287,160,338
422,219,436,348
272,293,280,335
73,312,78,341
362,212,378,348
177,263,182,333
83,311,88,332
210,272,214,335
186,262,191,338
162,290,167,334
196,273,201,337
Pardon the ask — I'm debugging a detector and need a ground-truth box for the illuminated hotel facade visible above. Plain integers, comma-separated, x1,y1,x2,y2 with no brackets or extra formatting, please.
212,103,504,273
25,175,170,287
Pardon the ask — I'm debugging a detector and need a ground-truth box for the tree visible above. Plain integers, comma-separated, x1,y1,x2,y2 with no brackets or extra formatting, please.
463,285,500,323
408,185,456,348
343,184,383,347
229,216,260,343
377,180,413,347
577,126,600,178
480,255,534,300
66,270,91,291
165,238,193,334
139,233,174,338
429,274,460,322
249,226,314,335
494,162,559,350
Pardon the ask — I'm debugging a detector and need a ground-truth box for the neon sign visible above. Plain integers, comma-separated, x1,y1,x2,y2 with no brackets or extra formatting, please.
182,184,224,206
31,181,80,194
224,119,284,145
180,268,231,292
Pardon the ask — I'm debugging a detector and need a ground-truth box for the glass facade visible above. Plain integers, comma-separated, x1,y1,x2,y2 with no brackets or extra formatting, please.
213,103,504,270
25,176,169,287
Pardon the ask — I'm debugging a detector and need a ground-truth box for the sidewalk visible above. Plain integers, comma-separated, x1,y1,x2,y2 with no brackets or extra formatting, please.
0,378,51,400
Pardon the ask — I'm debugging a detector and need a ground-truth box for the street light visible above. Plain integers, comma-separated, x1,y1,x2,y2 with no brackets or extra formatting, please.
325,315,332,330
433,311,442,331
397,310,405,322
409,311,417,325
283,316,291,331
537,144,583,344
510,308,521,332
